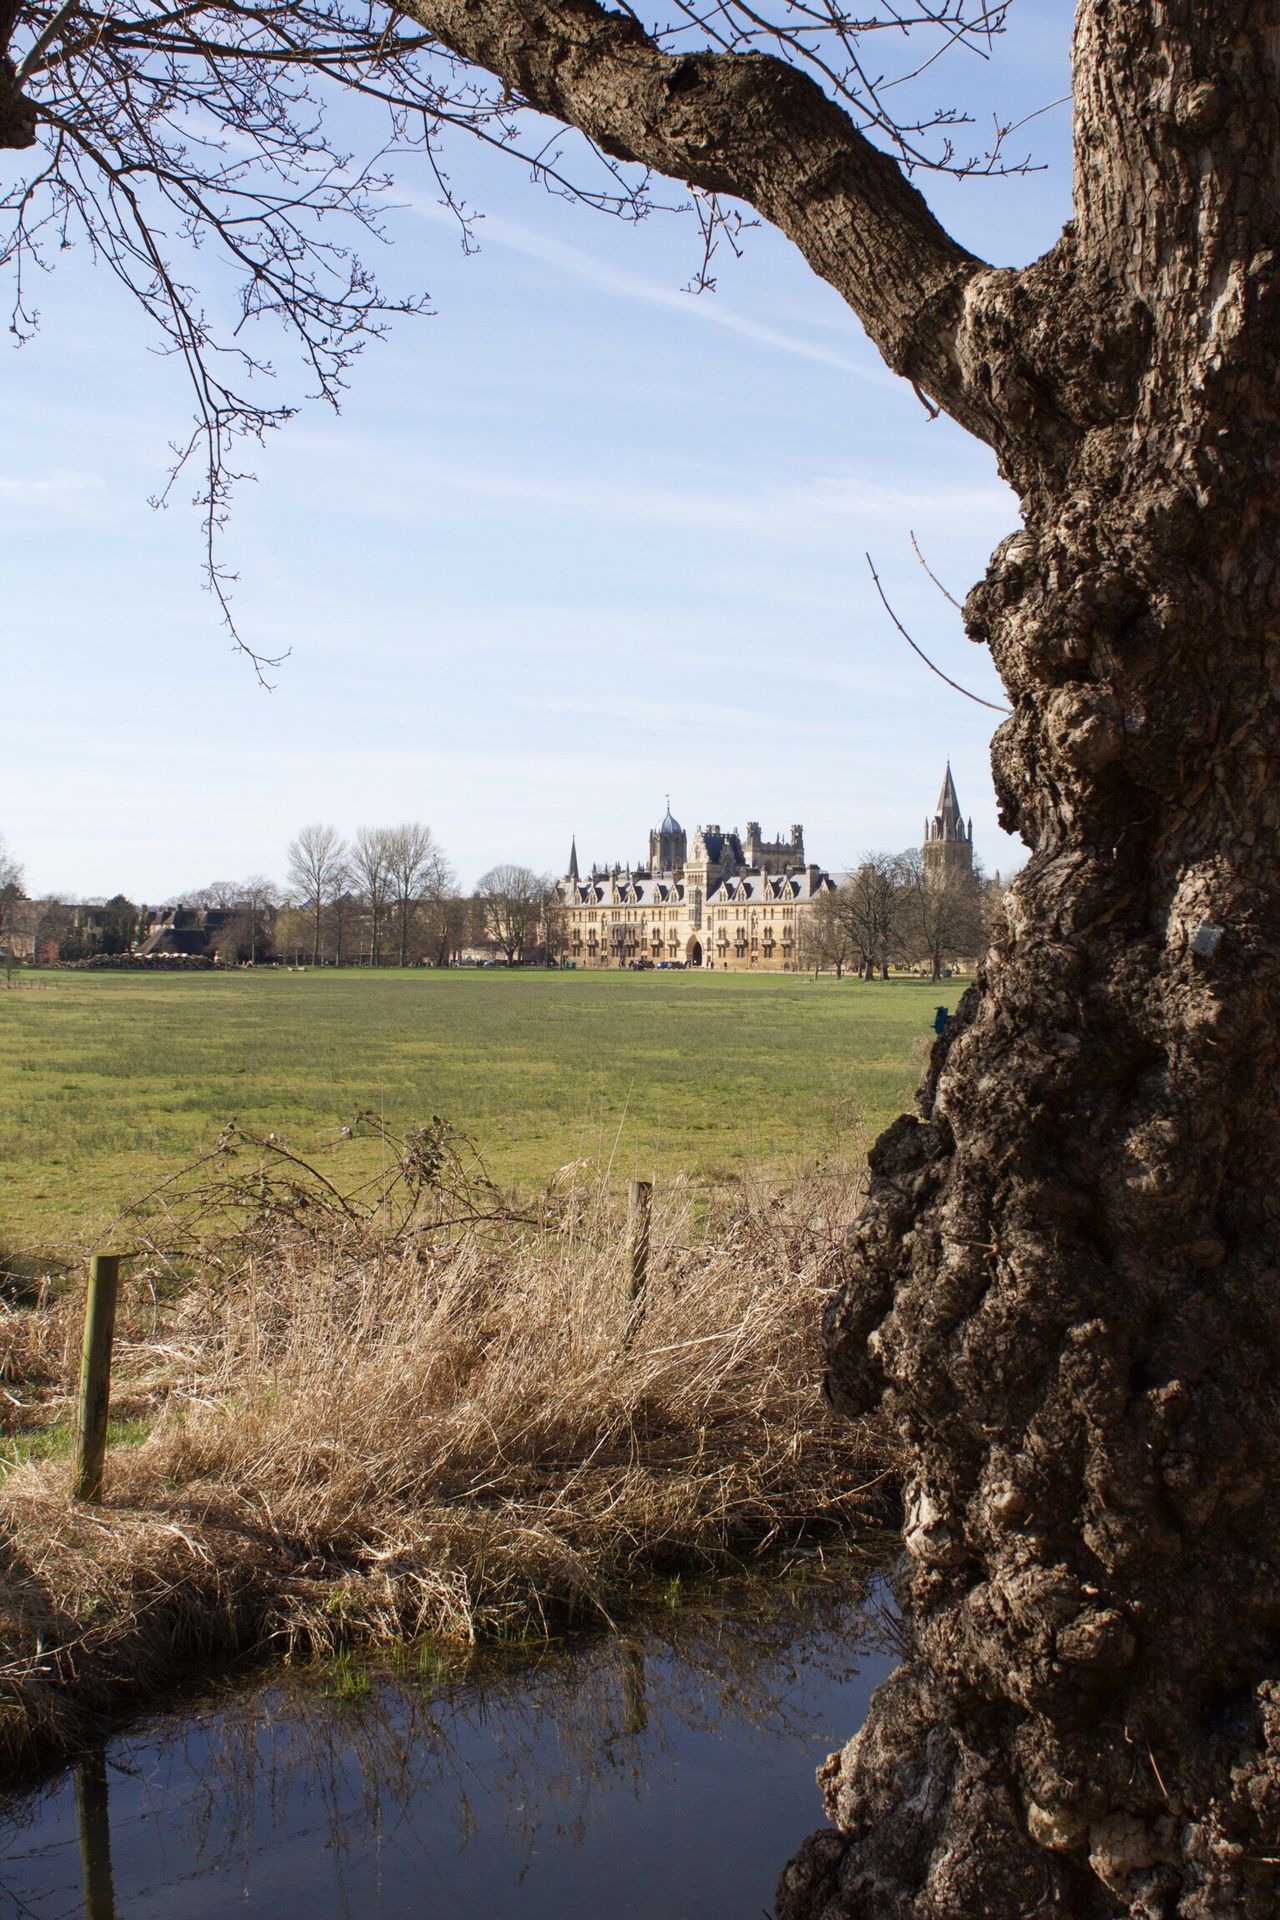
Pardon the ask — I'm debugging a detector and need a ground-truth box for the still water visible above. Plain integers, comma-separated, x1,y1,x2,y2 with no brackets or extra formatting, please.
0,1571,895,1920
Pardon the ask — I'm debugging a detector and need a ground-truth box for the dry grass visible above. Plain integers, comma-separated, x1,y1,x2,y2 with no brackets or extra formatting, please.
0,1137,889,1780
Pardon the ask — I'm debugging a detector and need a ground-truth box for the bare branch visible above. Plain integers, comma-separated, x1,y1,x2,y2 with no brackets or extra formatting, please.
1,0,1030,658
399,0,995,430
910,527,963,609
865,551,1009,712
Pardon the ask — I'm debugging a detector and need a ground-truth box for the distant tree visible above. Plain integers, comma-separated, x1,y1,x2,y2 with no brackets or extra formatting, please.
350,827,394,967
213,876,280,964
800,887,854,979
475,864,551,966
97,893,141,955
417,891,469,968
542,890,569,966
274,903,311,965
839,854,904,979
286,823,347,966
27,896,67,964
188,880,241,910
896,847,987,982
0,836,25,952
327,870,355,967
386,822,450,967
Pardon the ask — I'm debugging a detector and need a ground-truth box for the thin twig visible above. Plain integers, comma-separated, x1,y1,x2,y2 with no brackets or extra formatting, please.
909,528,964,610
865,552,1010,714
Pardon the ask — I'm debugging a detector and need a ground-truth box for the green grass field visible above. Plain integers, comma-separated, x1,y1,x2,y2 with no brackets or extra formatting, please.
0,968,959,1254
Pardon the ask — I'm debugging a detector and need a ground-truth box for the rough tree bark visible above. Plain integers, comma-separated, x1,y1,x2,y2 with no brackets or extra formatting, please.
6,0,1279,1910
775,9,1280,1913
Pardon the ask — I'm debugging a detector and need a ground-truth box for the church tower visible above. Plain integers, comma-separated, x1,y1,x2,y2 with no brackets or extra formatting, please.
648,799,687,876
923,763,974,881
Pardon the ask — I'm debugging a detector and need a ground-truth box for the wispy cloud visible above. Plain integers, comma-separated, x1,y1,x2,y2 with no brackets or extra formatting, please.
407,193,890,381
292,433,1012,548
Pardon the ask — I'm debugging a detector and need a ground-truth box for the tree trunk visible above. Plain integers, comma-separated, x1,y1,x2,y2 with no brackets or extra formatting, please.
780,9,1280,1916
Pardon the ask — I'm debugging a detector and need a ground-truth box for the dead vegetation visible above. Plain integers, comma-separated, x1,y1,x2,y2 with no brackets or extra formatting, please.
0,1122,889,1779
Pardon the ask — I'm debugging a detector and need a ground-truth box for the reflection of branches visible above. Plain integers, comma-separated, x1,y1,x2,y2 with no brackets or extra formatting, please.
110,1567,890,1885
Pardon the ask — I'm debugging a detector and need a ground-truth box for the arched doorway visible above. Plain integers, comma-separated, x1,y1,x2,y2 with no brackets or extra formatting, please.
686,937,703,968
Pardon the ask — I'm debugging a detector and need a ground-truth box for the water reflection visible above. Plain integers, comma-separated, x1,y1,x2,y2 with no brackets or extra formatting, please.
74,1755,115,1920
0,1565,896,1920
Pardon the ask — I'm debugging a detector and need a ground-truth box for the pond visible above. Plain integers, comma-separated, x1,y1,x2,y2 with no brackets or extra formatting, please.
0,1564,896,1920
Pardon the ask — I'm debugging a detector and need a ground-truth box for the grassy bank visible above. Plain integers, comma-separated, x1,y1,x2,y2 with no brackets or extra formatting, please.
0,967,950,1254
0,1150,889,1780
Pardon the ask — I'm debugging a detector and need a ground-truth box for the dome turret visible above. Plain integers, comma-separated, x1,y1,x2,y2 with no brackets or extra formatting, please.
649,795,688,875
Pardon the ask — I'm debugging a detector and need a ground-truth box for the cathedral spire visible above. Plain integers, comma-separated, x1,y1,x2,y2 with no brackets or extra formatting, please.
934,761,964,841
568,835,579,881
922,762,974,880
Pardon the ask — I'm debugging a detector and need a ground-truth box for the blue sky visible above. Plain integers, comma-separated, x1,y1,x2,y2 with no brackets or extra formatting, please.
3,1,1078,902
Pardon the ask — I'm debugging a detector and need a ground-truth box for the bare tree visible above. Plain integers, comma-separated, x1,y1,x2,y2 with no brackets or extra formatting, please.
414,890,468,967
350,827,394,967
274,902,311,965
214,874,280,964
186,880,241,911
799,886,853,979
386,822,449,968
541,889,569,966
474,863,550,966
836,853,903,980
0,835,24,952
327,866,354,967
896,844,986,981
7,3,1280,1909
287,823,347,966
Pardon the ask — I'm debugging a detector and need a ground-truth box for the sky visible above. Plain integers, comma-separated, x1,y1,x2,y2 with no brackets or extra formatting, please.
3,1,1079,902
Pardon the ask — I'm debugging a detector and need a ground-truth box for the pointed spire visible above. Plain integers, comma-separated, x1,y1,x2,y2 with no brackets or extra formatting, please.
568,835,579,882
934,762,964,840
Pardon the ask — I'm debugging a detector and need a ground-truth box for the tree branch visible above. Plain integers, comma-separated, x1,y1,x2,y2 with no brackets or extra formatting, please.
398,0,996,437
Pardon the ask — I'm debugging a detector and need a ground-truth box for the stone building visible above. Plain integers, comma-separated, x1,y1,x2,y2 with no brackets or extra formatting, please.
555,802,836,971
556,768,974,972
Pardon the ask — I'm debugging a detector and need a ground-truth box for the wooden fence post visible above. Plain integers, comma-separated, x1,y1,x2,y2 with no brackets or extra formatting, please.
73,1253,120,1504
626,1179,653,1322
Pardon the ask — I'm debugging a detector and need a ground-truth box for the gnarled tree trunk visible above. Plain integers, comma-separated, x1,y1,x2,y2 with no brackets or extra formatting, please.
779,8,1280,1915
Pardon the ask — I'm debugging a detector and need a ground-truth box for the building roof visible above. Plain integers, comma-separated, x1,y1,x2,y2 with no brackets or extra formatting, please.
707,867,831,904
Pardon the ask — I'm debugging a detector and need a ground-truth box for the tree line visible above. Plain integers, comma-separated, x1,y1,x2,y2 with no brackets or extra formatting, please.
0,825,557,968
278,827,555,968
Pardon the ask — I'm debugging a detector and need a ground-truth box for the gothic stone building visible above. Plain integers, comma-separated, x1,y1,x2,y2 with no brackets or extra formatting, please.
556,769,973,973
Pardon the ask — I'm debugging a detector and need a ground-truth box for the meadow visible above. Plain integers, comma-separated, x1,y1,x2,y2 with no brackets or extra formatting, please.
0,966,956,1258
0,965,939,1767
